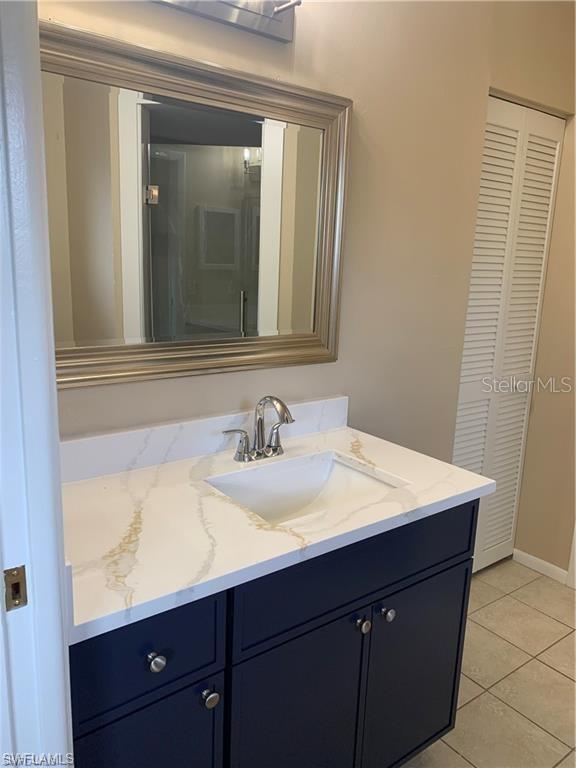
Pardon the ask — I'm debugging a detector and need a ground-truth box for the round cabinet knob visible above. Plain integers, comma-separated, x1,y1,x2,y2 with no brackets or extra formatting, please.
356,618,372,635
381,608,397,623
202,689,221,710
147,652,167,673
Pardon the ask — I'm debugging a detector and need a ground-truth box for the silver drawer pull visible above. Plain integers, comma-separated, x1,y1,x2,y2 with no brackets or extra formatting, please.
356,618,372,634
381,607,397,623
146,652,167,673
202,689,221,710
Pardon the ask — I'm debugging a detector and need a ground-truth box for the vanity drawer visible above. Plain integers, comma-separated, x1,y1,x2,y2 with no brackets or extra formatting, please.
232,501,477,659
70,593,226,729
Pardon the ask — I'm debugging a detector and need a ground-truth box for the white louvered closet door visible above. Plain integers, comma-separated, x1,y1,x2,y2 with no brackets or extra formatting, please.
454,97,565,571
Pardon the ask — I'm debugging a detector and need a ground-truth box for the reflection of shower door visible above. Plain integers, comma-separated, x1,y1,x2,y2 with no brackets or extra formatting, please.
241,195,260,336
147,147,187,341
146,142,260,341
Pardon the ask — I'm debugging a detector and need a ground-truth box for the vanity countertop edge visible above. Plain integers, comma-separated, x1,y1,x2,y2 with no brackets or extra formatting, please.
61,397,495,644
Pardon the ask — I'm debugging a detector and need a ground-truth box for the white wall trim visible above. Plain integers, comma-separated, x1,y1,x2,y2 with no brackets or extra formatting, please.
118,89,145,343
0,0,72,754
513,549,570,586
257,118,285,336
567,531,575,589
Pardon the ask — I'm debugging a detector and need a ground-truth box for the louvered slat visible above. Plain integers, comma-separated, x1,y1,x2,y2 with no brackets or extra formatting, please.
481,395,530,550
501,134,560,377
460,121,517,384
453,400,490,474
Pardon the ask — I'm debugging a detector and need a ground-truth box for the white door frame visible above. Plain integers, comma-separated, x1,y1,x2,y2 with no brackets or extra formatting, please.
257,119,285,336
0,0,72,755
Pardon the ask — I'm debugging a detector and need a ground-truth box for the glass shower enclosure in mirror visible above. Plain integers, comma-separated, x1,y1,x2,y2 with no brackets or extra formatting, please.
40,22,350,386
42,75,322,347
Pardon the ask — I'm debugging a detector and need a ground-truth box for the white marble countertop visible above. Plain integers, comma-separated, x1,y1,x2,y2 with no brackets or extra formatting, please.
62,399,494,643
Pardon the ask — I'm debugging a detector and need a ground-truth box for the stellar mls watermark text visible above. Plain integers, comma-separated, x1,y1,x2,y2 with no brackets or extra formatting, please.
481,376,573,394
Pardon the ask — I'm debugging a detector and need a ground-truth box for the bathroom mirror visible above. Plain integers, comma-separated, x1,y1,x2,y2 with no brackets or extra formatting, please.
40,23,351,387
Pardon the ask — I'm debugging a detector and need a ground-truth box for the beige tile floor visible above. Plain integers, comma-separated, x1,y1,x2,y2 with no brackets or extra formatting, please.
406,559,575,768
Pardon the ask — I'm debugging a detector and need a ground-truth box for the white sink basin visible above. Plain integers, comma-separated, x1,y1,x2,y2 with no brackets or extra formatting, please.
207,450,409,525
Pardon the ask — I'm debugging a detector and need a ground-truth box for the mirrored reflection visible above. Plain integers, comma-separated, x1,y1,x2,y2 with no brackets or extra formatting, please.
41,73,323,348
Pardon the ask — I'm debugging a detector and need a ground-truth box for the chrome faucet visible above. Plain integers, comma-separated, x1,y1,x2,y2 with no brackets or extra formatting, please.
223,395,295,462
253,395,295,457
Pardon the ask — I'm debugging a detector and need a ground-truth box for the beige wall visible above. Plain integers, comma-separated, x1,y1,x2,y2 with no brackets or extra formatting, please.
291,126,321,333
515,119,575,571
40,2,574,519
64,77,121,344
42,71,74,345
43,73,125,345
491,1,575,114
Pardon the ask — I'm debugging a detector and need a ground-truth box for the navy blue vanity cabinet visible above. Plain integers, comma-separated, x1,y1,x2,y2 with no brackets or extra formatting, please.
229,611,368,768
361,562,471,768
69,502,478,768
231,501,476,660
73,673,225,768
70,593,225,731
70,593,226,768
229,502,478,768
229,561,472,768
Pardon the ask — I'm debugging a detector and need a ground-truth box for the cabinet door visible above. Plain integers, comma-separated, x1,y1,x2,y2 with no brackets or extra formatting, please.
73,673,224,768
230,612,367,768
361,563,470,768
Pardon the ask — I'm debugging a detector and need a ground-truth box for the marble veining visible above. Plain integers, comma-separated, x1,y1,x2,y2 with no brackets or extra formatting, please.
63,401,494,644
349,436,377,468
99,424,185,607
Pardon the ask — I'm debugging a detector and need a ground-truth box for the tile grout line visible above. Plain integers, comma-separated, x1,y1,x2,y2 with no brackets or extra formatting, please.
467,613,538,658
439,737,477,768
460,651,535,700
452,566,574,766
473,564,541,591
480,652,534,689
459,619,575,752
465,618,576,694
467,604,573,657
466,617,575,687
459,609,576,749
458,688,484,710
486,681,575,751
537,654,576,685
504,579,576,631
456,688,574,756
470,586,575,632
551,749,574,768
467,586,506,615
480,628,576,742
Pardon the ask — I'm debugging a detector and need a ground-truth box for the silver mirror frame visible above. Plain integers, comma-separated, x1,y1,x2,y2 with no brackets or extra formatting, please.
40,22,351,388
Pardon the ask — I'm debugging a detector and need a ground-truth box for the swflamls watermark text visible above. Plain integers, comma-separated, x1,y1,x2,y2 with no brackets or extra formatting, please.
2,755,73,766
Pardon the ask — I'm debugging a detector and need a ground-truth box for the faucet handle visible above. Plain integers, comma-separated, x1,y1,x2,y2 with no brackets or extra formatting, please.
265,421,292,457
223,429,253,462
266,422,283,453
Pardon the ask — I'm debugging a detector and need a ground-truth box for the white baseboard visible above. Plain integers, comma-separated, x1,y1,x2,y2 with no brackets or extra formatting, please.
513,549,570,586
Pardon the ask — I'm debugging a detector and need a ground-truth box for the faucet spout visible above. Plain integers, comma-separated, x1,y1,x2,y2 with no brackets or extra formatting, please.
253,395,295,456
